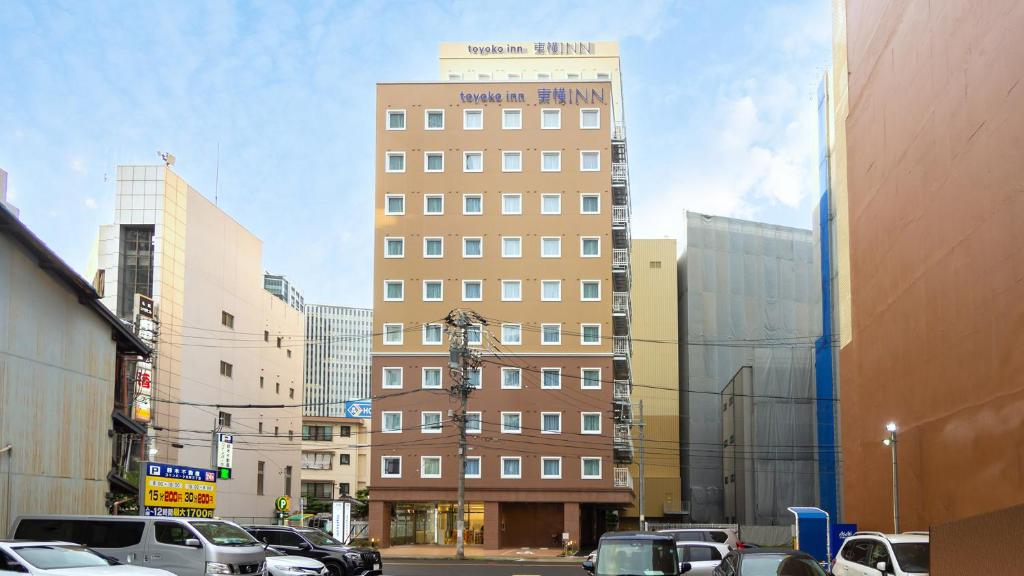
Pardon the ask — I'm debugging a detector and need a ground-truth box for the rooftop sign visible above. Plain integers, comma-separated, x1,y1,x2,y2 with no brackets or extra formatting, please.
440,41,619,59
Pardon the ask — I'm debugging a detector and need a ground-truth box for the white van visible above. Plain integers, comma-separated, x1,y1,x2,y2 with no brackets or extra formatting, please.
11,516,267,575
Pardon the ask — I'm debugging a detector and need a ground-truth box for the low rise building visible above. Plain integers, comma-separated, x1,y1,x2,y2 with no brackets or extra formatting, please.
301,417,371,509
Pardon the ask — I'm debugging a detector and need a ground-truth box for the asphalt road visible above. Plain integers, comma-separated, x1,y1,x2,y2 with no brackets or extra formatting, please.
383,558,586,576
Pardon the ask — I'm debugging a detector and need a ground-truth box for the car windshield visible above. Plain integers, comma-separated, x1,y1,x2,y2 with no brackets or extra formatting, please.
596,540,678,576
264,547,286,557
191,521,260,546
738,554,786,576
892,543,929,573
298,529,343,546
12,545,112,569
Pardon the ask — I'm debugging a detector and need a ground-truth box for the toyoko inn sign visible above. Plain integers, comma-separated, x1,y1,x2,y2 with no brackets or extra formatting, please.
465,42,597,56
459,87,607,105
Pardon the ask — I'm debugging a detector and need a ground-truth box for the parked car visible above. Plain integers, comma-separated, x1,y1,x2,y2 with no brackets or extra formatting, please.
264,546,328,576
0,541,177,575
677,541,730,576
658,528,741,550
244,526,381,576
713,548,829,576
583,531,691,575
832,531,929,576
11,516,267,576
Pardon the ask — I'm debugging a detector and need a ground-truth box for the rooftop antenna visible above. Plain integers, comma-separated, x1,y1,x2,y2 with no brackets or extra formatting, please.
157,151,175,167
215,142,220,206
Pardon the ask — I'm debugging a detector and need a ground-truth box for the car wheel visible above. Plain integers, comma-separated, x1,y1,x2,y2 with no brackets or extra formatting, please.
325,562,347,576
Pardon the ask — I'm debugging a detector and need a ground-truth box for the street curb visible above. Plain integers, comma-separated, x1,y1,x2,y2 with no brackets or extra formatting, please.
382,555,584,563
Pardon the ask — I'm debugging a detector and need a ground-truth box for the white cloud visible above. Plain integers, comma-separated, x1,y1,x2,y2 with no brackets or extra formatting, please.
84,197,97,210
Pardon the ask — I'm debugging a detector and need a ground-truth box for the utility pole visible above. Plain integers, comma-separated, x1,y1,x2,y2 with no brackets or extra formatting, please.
445,310,483,560
637,400,646,531
884,422,900,533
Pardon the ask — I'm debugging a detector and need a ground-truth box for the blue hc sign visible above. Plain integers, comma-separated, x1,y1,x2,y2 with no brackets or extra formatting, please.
344,401,371,419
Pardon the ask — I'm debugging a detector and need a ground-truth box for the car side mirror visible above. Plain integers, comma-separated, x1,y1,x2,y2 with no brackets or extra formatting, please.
184,538,202,548
875,561,887,573
582,559,595,572
680,561,692,574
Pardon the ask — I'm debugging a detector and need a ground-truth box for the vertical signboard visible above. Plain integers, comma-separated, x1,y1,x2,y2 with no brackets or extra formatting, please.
332,501,351,543
140,462,218,518
133,294,157,423
216,433,234,479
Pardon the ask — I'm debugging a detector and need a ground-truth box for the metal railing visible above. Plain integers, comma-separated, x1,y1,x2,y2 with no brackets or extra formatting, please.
612,292,630,315
612,249,630,270
612,163,628,184
613,380,630,400
613,122,626,141
613,336,631,357
612,205,629,227
613,467,634,489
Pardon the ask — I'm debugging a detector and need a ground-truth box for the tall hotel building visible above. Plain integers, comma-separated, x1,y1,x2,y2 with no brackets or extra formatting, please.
370,42,634,549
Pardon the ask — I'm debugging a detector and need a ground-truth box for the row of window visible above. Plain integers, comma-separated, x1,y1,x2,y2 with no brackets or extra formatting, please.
447,71,612,82
384,279,601,303
385,192,601,216
386,108,600,132
381,455,604,480
301,424,352,441
301,451,352,470
381,410,604,435
383,235,603,259
382,322,602,346
381,366,603,390
385,150,601,173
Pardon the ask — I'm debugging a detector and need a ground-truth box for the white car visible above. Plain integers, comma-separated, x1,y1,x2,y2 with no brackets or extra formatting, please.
658,528,741,550
676,541,730,576
833,532,929,576
0,541,176,575
264,546,328,576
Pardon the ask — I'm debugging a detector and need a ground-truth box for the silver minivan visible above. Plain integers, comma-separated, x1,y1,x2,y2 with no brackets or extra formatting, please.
11,515,267,575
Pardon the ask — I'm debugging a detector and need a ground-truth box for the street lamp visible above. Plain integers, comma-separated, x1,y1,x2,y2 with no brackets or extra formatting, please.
882,422,899,533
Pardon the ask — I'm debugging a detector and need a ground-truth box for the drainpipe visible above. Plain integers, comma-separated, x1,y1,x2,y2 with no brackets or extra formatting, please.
1,444,12,536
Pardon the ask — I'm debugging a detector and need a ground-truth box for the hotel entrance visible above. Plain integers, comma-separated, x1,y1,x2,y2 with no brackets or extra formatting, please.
390,502,485,545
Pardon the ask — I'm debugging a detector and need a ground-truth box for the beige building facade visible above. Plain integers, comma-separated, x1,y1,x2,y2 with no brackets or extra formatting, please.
300,417,371,506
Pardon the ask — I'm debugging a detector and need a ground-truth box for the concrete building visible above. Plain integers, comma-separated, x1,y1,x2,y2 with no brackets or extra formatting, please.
265,273,305,312
304,304,373,417
679,212,821,524
300,416,371,506
369,42,634,549
0,203,150,533
837,0,1024,533
0,168,18,217
90,165,304,519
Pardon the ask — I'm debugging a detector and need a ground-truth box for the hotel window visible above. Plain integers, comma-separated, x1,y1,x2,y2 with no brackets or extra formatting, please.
385,194,405,215
537,72,551,80
382,412,402,433
384,280,404,301
501,236,522,258
581,368,602,389
462,280,483,301
382,456,402,478
541,237,562,258
501,324,522,345
502,151,522,172
221,311,234,328
501,280,522,302
466,412,482,434
581,151,601,172
463,194,483,215
501,367,522,389
386,109,406,130
385,152,405,173
422,280,443,301
581,237,601,257
581,412,602,434
463,109,483,130
580,108,600,129
424,194,444,214
596,72,610,80
541,412,562,434
421,456,442,478
581,457,602,479
541,280,561,301
541,109,561,129
423,237,443,258
425,109,444,130
541,457,562,479
541,368,561,390
423,323,444,345
581,280,601,301
581,193,600,214
502,109,522,129
384,237,404,258
421,412,442,433
467,367,482,389
507,73,520,80
541,194,561,214
422,367,442,389
502,193,522,215
424,152,444,173
501,456,521,479
467,324,483,345
382,324,403,345
382,367,403,389
340,454,350,466
465,456,482,478
448,73,462,80
501,412,522,434
541,323,561,345
541,151,561,172
566,72,580,80
463,237,483,258
477,73,491,80
581,323,601,345
464,151,483,172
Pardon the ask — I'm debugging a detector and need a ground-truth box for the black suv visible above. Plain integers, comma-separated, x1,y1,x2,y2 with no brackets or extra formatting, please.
244,525,382,576
583,531,691,575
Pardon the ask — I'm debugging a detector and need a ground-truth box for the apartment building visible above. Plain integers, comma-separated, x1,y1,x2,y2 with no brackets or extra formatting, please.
265,273,305,312
370,42,634,550
300,417,371,507
304,304,373,417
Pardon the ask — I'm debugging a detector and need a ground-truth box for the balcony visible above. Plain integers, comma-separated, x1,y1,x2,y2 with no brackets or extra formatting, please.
612,163,628,186
613,467,634,489
612,205,630,228
612,249,630,271
613,423,634,464
613,336,631,358
612,292,631,316
613,121,626,142
613,398,632,423
613,380,631,401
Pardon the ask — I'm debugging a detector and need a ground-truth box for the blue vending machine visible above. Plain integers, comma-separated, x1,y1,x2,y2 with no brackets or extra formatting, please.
787,507,831,565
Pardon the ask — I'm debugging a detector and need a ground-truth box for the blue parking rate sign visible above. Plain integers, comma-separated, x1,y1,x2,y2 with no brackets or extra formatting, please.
344,401,371,419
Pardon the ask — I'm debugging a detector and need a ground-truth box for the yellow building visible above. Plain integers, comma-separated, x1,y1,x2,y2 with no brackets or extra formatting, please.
301,416,371,506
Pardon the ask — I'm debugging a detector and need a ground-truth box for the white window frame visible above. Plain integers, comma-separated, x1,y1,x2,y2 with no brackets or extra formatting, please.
502,108,522,130
501,236,522,258
384,193,405,215
580,236,601,258
424,151,445,173
467,324,483,346
501,367,522,390
385,151,406,173
381,455,402,478
581,412,602,434
581,457,602,480
501,193,522,215
463,151,483,173
501,412,522,434
463,108,484,130
581,367,602,390
581,323,602,346
462,237,483,258
541,411,562,433
423,193,444,215
465,412,482,435
596,72,611,80
580,150,601,172
421,411,442,434
541,323,562,345
385,109,406,131
420,456,442,478
566,72,580,80
502,150,523,173
541,279,562,301
541,237,562,258
540,193,562,215
467,367,482,389
421,367,443,390
580,108,601,130
383,280,404,302
541,457,562,479
383,236,404,259
422,237,444,258
463,193,483,215
477,73,491,80
422,323,444,345
501,456,522,479
424,109,445,130
541,151,561,172
581,280,602,301
501,323,522,346
381,412,402,434
537,72,551,80
462,280,483,302
382,323,404,346
580,193,601,214
422,280,443,302
447,73,462,80
541,108,561,129
541,368,562,390
464,455,482,478
382,367,403,390
501,280,522,302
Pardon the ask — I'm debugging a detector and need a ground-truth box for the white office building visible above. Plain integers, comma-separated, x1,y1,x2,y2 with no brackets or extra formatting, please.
304,304,372,417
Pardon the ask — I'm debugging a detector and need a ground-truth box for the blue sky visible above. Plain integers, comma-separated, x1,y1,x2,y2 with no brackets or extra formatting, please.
0,0,831,307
